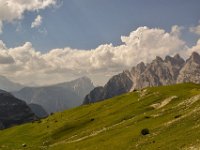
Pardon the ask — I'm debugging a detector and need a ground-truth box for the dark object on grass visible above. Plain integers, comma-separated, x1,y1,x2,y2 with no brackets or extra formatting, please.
22,143,27,147
144,116,150,119
174,114,181,118
90,118,95,121
141,128,150,135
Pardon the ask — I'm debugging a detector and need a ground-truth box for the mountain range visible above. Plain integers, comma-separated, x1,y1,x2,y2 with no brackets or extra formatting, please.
0,76,24,92
13,77,94,114
84,52,200,104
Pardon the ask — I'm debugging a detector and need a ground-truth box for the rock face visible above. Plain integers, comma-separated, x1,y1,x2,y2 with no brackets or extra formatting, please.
28,104,48,118
13,77,94,113
83,87,104,104
0,90,36,129
83,72,133,104
84,52,200,104
177,52,200,83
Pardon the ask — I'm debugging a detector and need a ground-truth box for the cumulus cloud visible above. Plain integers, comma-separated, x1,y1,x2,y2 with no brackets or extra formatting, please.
0,0,57,32
31,15,42,28
186,39,200,55
190,21,200,35
171,25,184,37
0,26,190,85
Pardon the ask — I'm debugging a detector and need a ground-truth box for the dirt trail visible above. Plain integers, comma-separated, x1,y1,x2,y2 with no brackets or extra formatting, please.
150,96,177,109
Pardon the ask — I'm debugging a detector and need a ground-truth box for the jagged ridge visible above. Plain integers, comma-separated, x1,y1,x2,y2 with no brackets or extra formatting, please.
84,52,200,104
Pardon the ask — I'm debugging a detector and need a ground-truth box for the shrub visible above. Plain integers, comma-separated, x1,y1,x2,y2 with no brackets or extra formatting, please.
174,114,181,118
141,128,150,135
144,116,150,119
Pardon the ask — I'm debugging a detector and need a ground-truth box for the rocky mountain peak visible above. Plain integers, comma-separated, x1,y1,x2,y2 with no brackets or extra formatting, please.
174,53,181,60
165,54,185,67
77,76,92,83
165,55,173,62
84,52,200,104
136,62,146,72
131,62,146,75
154,56,164,63
177,52,200,84
188,52,200,64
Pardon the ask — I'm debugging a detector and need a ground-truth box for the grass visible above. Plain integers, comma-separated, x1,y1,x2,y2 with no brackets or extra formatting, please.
0,83,200,150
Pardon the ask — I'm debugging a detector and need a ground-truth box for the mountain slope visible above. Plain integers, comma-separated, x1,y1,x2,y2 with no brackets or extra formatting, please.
0,76,23,92
28,103,48,118
0,83,200,149
0,90,36,130
84,52,199,104
13,77,94,113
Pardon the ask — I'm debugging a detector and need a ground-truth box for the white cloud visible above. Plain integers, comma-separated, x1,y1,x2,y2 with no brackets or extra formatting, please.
186,39,200,55
171,25,184,37
0,26,189,86
0,0,57,33
190,21,200,35
31,15,42,28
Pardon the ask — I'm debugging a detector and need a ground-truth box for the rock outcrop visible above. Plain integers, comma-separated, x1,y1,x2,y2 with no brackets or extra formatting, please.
177,52,200,83
0,90,36,129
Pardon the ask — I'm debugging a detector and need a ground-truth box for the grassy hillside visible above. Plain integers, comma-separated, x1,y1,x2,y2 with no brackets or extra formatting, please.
1,83,200,150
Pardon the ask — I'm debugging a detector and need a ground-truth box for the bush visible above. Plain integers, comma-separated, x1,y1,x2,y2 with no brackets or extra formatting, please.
174,114,181,118
141,128,150,135
144,116,150,119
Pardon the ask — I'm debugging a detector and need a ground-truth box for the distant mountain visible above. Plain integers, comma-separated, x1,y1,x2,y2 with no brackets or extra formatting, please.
84,72,133,104
84,52,200,104
28,103,48,118
13,77,94,113
0,76,24,92
0,90,36,129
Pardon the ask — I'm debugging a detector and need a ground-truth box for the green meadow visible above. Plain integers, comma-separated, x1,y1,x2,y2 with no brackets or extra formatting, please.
1,83,200,150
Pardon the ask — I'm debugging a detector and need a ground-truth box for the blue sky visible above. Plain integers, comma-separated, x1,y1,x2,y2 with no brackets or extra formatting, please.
0,0,200,85
1,0,200,52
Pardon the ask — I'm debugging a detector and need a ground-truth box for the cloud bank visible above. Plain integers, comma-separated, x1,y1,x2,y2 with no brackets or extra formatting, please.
0,0,57,33
0,26,197,85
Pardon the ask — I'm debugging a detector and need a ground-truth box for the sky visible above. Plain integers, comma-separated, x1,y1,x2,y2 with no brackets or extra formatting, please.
0,0,200,86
